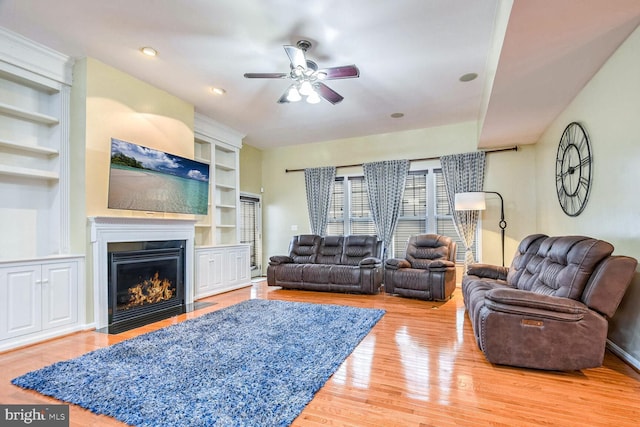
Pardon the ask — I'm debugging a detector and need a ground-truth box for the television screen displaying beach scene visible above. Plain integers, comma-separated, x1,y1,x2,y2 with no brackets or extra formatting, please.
108,138,210,215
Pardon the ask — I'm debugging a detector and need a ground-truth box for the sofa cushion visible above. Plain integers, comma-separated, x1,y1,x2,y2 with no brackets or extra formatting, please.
274,264,304,282
289,234,321,264
341,235,379,265
506,234,547,287
316,235,344,264
524,236,614,300
329,265,361,285
406,234,453,269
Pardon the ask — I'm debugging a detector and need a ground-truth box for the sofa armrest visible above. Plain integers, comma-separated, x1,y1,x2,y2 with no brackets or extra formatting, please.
427,260,455,270
359,257,382,268
484,288,588,321
269,255,293,266
467,263,508,280
385,258,411,270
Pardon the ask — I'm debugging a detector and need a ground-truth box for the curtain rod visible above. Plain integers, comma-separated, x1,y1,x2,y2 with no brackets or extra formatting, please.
284,146,518,173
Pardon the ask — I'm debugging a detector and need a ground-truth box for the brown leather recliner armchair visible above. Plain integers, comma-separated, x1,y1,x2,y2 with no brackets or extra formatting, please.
384,234,457,301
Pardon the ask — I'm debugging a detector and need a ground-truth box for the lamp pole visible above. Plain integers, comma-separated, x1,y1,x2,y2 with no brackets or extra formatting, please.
484,191,506,266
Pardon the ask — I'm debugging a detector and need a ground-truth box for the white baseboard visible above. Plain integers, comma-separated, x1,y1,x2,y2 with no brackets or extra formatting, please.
606,339,640,372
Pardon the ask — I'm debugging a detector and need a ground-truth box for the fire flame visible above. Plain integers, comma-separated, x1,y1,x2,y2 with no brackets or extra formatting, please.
122,272,175,309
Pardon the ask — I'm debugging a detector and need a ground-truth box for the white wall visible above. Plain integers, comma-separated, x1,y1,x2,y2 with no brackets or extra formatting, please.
534,26,640,366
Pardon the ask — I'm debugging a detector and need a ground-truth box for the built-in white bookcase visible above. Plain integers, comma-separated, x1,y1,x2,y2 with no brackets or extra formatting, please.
0,27,73,261
193,114,251,297
193,113,244,247
0,27,86,352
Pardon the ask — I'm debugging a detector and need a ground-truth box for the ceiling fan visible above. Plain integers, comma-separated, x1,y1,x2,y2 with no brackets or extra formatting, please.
244,40,359,105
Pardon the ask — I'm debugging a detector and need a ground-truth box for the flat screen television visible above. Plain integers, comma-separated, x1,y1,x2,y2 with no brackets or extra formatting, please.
108,138,210,215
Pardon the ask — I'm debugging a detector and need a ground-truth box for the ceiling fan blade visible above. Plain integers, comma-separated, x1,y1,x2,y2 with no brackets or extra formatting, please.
244,72,288,79
318,65,360,80
315,82,344,105
284,45,307,70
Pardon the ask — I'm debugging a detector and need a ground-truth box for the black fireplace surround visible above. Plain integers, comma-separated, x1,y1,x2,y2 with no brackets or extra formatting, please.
108,240,186,333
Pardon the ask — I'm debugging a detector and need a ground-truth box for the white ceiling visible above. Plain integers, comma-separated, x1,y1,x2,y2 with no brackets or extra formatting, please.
0,0,639,150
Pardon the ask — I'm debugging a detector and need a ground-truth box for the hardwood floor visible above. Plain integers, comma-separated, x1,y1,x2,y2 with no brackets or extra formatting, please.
2,281,639,426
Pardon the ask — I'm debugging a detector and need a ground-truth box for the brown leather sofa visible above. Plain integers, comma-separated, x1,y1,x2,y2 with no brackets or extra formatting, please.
267,234,383,294
384,234,457,301
462,234,637,371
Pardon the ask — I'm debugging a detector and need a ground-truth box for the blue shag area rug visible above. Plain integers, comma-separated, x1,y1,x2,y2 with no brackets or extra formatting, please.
12,299,385,427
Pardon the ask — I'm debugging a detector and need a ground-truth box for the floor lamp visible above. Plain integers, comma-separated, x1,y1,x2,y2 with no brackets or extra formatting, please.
454,191,507,267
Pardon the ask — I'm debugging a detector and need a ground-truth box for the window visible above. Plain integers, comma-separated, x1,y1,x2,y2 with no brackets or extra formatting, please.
327,169,477,263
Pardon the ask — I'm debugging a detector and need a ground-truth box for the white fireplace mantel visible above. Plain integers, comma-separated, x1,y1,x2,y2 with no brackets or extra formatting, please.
88,216,196,330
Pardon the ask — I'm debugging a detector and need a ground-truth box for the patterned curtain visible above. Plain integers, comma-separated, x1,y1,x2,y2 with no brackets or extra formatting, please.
440,152,486,273
363,159,410,261
304,166,336,236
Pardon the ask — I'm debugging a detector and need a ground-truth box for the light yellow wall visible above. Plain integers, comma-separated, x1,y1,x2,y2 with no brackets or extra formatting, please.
534,26,640,363
69,59,88,254
77,57,195,322
84,57,194,218
239,143,263,195
260,121,538,270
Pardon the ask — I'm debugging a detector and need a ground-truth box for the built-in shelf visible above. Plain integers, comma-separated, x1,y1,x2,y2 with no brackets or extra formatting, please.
194,157,210,165
0,164,59,181
194,113,243,246
0,138,59,156
214,162,235,171
0,102,59,126
216,183,235,190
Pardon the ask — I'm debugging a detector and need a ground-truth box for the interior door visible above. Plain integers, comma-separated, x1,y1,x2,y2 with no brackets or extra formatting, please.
240,193,262,277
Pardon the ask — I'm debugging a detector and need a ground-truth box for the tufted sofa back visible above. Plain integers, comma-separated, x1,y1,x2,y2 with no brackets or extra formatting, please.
317,235,344,264
506,233,548,287
287,234,380,265
405,234,456,268
341,235,380,265
509,235,615,301
288,234,321,263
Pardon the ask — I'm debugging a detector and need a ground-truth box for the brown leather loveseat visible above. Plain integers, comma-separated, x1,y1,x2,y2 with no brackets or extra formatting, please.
462,234,637,371
267,234,383,294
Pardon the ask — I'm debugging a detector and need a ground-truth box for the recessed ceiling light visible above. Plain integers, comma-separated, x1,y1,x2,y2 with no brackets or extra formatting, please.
390,112,404,119
211,87,226,95
140,46,158,57
459,72,478,82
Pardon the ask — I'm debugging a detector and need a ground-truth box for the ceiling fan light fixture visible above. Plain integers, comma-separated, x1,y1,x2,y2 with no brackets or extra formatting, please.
306,91,321,104
299,81,314,96
287,86,302,102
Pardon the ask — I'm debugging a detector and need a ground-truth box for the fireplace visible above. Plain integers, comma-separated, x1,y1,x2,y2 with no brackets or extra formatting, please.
108,241,185,333
89,217,196,333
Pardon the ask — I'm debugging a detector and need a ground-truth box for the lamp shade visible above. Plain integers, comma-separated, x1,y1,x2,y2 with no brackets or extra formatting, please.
455,192,487,211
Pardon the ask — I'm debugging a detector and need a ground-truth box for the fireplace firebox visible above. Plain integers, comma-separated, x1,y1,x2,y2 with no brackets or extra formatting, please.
108,241,185,333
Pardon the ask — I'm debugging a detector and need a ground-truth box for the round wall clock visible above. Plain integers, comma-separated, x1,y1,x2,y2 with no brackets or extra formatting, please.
555,122,592,216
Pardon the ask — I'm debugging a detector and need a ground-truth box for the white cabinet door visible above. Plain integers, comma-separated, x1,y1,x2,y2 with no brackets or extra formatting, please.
41,262,78,330
195,248,224,299
227,246,250,287
194,245,251,298
0,265,42,339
